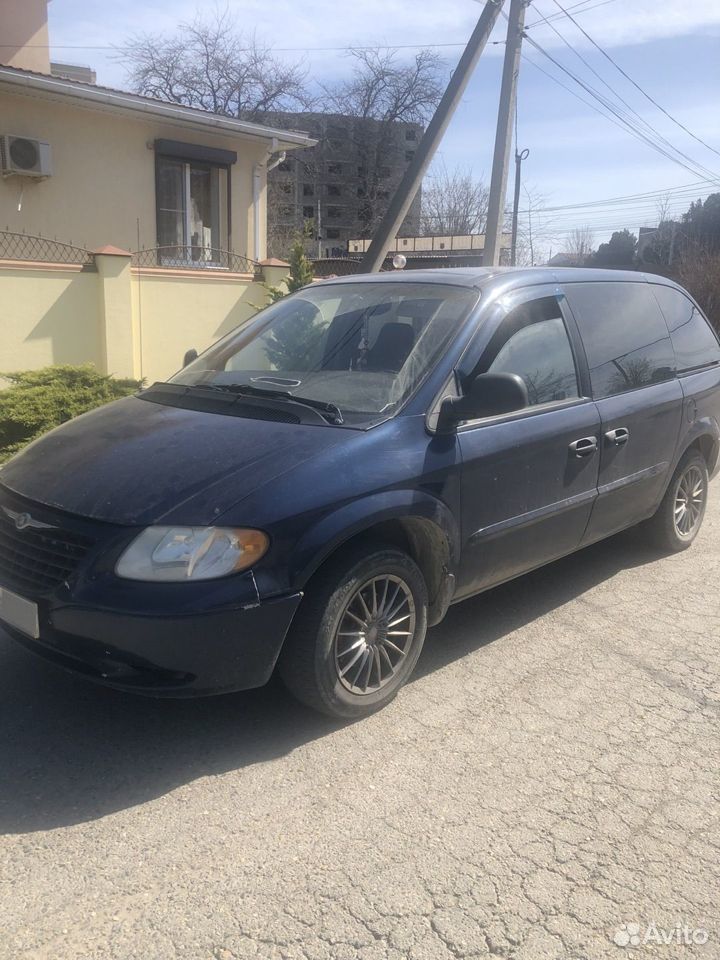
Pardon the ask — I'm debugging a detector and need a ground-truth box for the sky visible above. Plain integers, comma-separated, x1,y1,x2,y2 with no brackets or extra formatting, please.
47,0,720,254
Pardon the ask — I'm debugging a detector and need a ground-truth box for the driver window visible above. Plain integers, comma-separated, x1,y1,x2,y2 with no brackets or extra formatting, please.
480,297,579,406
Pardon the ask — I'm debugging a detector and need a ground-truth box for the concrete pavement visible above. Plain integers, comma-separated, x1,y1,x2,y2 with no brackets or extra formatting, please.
2,499,719,959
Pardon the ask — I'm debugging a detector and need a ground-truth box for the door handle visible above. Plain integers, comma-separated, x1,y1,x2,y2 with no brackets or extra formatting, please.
569,436,598,458
605,427,630,445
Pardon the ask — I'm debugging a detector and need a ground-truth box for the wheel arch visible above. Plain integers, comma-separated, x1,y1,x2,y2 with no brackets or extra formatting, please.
290,492,460,626
686,431,720,476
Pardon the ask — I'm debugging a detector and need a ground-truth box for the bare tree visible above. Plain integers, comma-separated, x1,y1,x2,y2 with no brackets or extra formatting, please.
120,8,310,120
324,48,445,125
322,48,446,237
515,186,558,266
656,193,672,225
565,226,595,265
420,164,489,235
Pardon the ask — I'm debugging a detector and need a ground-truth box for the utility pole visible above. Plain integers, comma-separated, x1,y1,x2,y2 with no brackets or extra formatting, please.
317,197,323,260
360,0,507,273
484,0,528,267
510,147,529,266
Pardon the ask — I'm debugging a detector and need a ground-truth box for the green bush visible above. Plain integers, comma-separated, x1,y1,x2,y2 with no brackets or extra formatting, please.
0,365,143,463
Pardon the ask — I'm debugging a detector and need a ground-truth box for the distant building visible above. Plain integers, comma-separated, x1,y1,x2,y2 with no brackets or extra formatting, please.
263,111,423,258
313,233,512,275
50,61,97,84
546,252,581,267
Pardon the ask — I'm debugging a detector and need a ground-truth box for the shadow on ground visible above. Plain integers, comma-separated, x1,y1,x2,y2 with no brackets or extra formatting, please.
1,531,661,834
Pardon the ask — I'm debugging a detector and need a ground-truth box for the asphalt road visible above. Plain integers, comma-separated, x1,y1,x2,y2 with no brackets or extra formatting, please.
2,499,719,960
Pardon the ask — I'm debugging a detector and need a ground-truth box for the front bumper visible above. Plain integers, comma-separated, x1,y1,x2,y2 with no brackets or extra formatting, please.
2,592,303,697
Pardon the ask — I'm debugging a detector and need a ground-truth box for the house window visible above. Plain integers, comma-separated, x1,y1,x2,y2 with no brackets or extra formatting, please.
326,228,341,240
303,205,315,219
157,155,229,264
327,184,341,197
327,206,341,219
405,128,417,141
303,183,314,196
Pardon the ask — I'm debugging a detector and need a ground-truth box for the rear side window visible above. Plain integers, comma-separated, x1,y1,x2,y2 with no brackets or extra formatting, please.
650,285,720,373
564,282,675,398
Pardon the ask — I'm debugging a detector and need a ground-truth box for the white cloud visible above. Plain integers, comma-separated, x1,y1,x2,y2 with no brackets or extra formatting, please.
48,0,720,91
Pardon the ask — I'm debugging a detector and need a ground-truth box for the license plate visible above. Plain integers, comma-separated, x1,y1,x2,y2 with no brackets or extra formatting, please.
0,587,39,639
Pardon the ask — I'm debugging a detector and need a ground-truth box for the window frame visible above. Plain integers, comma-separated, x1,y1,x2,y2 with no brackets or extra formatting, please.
449,284,592,431
155,149,233,260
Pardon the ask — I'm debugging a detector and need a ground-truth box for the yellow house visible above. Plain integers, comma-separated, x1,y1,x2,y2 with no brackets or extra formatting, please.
0,0,315,382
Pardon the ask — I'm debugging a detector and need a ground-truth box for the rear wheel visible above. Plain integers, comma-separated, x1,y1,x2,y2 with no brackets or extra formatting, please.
642,450,708,552
278,545,428,718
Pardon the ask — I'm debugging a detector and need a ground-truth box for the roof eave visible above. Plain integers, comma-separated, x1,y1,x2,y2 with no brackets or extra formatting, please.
0,67,317,150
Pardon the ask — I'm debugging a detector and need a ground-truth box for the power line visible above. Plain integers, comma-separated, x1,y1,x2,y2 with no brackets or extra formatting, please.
548,0,720,162
522,36,720,184
525,2,717,182
1,40,506,52
519,51,703,179
526,0,620,28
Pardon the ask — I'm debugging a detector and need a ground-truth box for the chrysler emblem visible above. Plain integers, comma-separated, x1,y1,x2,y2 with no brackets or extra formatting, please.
1,505,56,531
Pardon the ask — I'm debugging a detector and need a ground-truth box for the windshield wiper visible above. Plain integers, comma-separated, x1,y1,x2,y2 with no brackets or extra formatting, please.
198,383,344,425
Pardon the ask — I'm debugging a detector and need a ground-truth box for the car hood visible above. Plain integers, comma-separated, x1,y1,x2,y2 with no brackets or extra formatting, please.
0,395,351,525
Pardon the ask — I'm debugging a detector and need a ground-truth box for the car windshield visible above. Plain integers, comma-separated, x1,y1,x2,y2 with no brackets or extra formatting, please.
171,281,478,425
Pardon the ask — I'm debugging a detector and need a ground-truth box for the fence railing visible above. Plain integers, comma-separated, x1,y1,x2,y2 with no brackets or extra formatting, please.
132,245,259,276
0,231,95,266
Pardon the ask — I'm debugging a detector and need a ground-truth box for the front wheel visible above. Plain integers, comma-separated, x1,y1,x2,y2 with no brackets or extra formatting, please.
642,450,709,552
278,545,428,718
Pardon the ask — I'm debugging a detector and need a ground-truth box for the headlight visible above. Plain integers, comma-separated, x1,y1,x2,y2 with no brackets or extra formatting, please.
115,527,269,582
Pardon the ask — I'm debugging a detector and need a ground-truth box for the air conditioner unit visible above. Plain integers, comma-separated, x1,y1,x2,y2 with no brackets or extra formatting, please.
0,135,53,178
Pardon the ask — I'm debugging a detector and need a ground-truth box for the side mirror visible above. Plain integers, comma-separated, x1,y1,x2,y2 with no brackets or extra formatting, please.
183,348,199,368
436,372,529,432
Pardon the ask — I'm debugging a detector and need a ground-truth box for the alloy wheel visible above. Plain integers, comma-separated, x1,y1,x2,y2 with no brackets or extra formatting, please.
674,464,705,538
333,575,416,695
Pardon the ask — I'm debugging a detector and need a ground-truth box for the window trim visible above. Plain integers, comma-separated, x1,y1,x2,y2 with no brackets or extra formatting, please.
155,151,233,257
456,394,592,433
154,138,237,166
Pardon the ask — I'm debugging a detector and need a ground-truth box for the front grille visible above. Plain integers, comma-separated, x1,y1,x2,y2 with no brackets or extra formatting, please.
0,496,95,596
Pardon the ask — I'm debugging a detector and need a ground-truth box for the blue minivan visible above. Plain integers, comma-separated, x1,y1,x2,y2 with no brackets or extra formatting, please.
0,267,718,717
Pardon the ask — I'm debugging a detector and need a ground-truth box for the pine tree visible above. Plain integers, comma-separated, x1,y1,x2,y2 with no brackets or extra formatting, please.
265,236,314,302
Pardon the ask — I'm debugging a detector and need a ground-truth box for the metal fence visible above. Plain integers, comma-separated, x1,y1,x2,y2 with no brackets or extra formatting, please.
132,245,258,276
0,231,95,266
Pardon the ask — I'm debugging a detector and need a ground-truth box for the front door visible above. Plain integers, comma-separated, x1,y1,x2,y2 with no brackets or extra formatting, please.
562,280,684,544
455,286,601,599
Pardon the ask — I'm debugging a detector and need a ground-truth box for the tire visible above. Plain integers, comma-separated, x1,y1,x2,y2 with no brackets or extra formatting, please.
278,543,428,719
642,449,709,552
